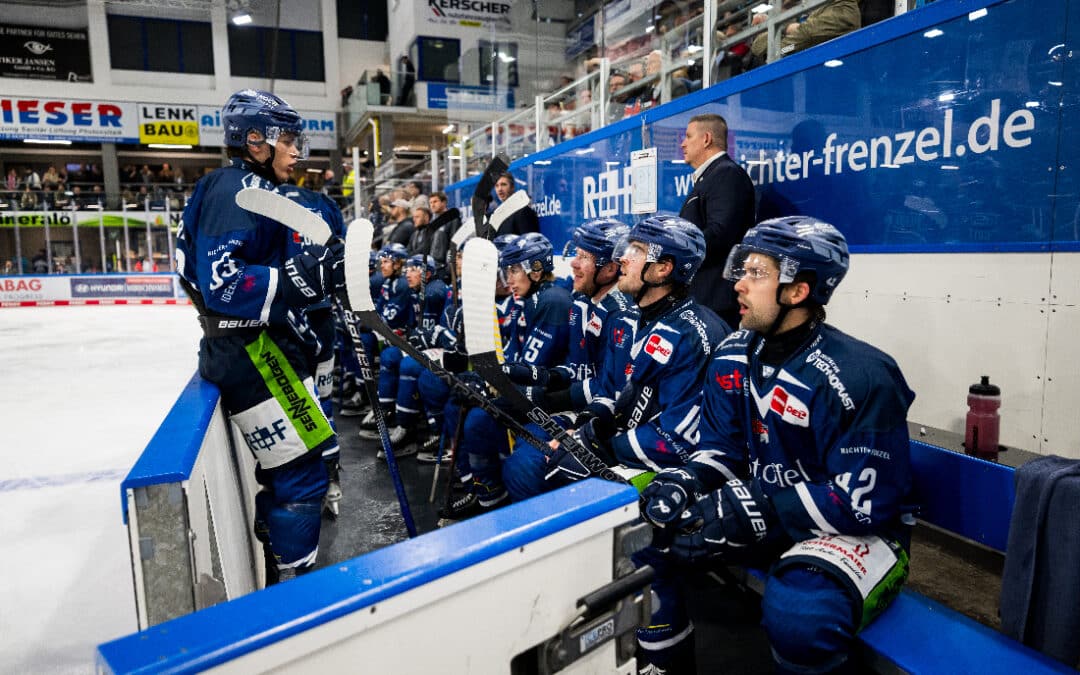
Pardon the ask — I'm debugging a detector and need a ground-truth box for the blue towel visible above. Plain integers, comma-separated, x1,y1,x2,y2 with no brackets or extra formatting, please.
1000,455,1080,667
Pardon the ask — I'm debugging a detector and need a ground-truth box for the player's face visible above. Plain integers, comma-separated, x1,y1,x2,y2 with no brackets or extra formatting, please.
495,176,514,201
617,241,648,295
405,265,423,289
271,133,301,182
504,263,531,297
379,256,395,277
570,247,598,295
733,252,782,332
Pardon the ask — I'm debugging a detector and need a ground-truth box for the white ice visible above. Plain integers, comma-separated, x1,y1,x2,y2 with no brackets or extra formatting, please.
0,306,201,673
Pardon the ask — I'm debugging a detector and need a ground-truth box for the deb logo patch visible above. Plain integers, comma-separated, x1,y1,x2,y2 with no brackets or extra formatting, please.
769,386,810,427
586,312,603,336
644,333,673,364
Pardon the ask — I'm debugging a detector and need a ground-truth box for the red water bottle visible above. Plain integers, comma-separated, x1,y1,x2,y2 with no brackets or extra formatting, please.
965,375,1001,461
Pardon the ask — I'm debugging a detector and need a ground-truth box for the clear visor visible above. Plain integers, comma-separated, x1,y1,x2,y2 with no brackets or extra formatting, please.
561,239,577,258
379,253,400,264
265,126,310,160
722,245,799,284
405,263,426,274
620,240,661,263
498,263,526,285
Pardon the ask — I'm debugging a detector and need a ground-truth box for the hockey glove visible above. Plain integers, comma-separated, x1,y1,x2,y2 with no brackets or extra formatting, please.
502,362,549,386
408,326,434,350
640,468,704,529
282,239,345,308
669,478,778,563
452,370,489,404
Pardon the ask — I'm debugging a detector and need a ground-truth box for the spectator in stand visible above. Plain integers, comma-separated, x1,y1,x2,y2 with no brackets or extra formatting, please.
121,164,138,185
71,186,87,210
24,167,41,190
140,164,154,184
341,161,356,198
374,69,392,105
19,185,39,210
40,185,55,210
384,198,415,247
159,163,175,185
714,11,752,82
32,249,48,273
2,260,13,275
396,55,416,106
322,169,339,197
89,163,103,184
406,180,428,211
136,185,150,207
427,191,461,281
493,172,539,236
53,188,71,210
42,165,60,190
407,205,434,256
5,168,18,191
644,51,664,110
89,184,106,208
751,0,859,65
607,69,629,123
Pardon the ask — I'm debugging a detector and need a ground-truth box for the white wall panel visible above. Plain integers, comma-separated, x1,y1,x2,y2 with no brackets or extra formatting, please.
1049,252,1080,305
1039,304,1080,458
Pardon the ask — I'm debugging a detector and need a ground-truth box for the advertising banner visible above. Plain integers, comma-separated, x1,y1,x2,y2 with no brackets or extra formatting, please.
425,0,512,30
0,96,138,143
198,106,336,150
0,23,92,82
0,211,179,228
70,275,175,298
0,274,182,305
138,104,199,146
425,83,514,111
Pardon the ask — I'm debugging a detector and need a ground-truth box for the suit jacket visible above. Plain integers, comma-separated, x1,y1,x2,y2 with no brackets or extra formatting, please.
678,153,755,327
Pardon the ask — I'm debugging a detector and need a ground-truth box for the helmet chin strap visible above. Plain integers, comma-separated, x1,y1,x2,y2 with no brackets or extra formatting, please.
634,261,671,305
245,144,280,184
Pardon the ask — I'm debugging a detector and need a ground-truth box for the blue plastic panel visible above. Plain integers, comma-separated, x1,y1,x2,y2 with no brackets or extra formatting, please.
97,479,637,674
447,0,1080,254
908,440,1016,552
119,372,219,523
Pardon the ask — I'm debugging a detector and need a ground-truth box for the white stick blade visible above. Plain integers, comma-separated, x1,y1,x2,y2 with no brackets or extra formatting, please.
345,219,376,312
489,190,531,231
451,216,476,246
461,238,503,360
235,187,332,244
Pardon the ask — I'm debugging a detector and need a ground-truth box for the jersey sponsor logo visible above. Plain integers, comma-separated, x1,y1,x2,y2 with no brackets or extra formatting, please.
752,381,810,427
644,334,673,364
243,419,288,453
750,457,811,488
715,369,744,391
805,348,856,411
261,349,319,432
752,418,769,444
586,312,603,336
624,362,634,376
678,309,712,355
209,252,239,291
213,318,267,329
612,326,627,346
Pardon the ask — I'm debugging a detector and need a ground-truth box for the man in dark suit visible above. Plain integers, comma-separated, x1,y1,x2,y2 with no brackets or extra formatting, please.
493,172,539,236
678,113,756,328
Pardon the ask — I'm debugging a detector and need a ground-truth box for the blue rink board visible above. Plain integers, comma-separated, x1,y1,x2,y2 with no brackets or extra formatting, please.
97,478,637,674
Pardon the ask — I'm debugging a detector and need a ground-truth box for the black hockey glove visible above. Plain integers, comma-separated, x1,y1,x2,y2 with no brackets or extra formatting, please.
669,478,779,562
641,468,704,529
502,363,549,386
282,239,345,308
452,370,489,404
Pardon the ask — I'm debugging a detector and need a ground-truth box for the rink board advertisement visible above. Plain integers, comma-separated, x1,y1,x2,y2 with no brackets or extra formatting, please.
197,106,337,150
0,274,181,305
446,0,1080,253
0,97,138,143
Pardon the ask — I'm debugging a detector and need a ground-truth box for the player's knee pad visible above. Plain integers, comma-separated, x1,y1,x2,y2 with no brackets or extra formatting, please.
263,499,322,569
762,566,856,673
400,356,423,379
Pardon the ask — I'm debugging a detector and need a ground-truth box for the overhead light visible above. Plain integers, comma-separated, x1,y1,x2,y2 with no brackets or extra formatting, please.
232,12,253,25
824,59,843,68
968,8,987,20
498,53,517,63
148,143,193,149
923,28,944,38
24,138,72,145
687,44,702,54
442,124,455,134
751,4,773,13
938,92,955,102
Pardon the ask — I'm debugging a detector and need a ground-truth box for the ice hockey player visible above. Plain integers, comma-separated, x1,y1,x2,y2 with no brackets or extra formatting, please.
175,89,341,582
372,254,448,452
441,232,571,519
356,242,412,441
639,216,916,674
505,215,729,502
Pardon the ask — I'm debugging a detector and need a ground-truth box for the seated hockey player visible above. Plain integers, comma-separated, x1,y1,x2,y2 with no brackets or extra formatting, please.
504,215,730,502
175,89,340,582
371,254,449,453
440,232,571,519
638,216,916,674
356,242,412,436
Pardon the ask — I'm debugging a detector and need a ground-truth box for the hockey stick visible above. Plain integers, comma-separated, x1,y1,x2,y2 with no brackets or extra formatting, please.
236,188,333,244
343,219,563,456
460,238,626,484
471,153,509,240
342,220,418,538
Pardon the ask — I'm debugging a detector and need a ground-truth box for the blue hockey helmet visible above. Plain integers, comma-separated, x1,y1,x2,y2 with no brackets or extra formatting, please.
493,233,519,253
405,254,436,277
379,242,409,262
563,218,630,266
723,216,849,305
368,250,378,271
499,232,553,274
626,214,706,285
222,89,309,159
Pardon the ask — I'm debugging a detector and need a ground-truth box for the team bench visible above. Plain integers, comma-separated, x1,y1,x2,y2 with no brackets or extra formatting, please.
726,440,1073,674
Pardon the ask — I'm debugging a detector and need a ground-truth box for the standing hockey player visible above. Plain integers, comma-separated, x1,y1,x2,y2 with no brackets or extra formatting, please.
639,216,916,673
175,89,341,582
504,215,729,500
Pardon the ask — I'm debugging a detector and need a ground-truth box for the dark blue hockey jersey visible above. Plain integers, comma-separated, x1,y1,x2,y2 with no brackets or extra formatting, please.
689,324,916,541
176,159,292,323
503,280,572,367
586,296,729,472
377,273,413,332
562,287,633,383
410,279,449,333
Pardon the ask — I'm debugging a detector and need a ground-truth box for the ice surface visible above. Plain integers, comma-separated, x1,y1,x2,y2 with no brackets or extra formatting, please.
0,306,201,673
